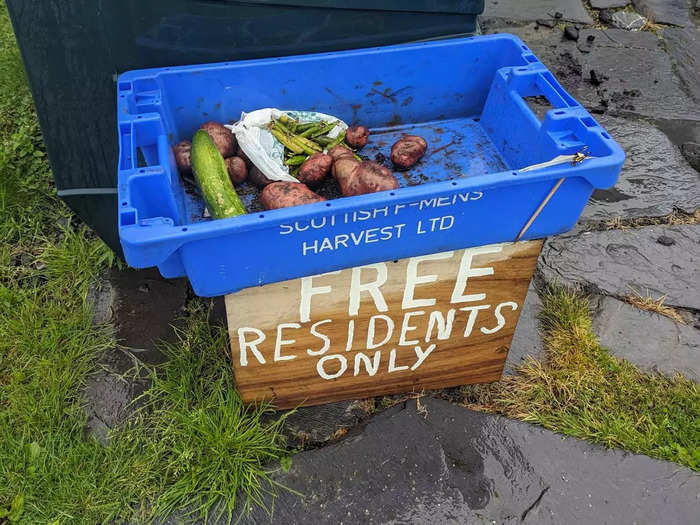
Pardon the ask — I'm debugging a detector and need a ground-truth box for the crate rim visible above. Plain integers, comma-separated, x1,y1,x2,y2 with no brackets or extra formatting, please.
116,33,625,271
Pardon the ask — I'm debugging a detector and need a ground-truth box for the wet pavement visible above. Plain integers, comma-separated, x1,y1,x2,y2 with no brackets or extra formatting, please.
107,267,188,360
503,284,544,373
232,399,700,525
593,295,700,380
541,224,700,310
582,115,700,222
86,0,700,521
83,267,189,442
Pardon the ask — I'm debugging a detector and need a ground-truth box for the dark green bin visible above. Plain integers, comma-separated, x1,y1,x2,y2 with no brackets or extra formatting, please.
7,0,484,252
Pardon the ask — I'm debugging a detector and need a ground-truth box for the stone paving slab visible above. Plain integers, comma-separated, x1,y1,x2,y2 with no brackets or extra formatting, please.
83,347,148,445
573,27,700,121
540,224,700,310
105,267,188,362
87,274,115,326
232,398,700,525
581,115,700,223
505,284,545,372
593,296,700,380
664,26,700,105
590,0,629,8
483,23,700,122
83,268,188,443
482,0,593,24
632,0,693,26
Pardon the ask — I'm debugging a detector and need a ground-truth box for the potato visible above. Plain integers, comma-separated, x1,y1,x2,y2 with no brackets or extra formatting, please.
173,140,192,175
345,125,370,150
261,182,326,210
200,121,237,158
354,161,398,194
391,134,428,170
248,165,274,188
328,145,355,161
297,153,332,187
330,145,398,196
225,156,247,185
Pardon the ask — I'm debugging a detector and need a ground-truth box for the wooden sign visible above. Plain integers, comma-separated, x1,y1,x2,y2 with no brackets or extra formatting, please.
226,240,542,408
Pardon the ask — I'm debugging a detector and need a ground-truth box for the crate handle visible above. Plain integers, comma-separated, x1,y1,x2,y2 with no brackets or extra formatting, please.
118,123,135,171
536,71,577,108
515,178,564,242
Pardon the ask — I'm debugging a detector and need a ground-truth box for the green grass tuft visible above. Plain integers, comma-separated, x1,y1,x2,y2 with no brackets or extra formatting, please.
461,284,700,470
120,306,290,524
0,1,289,522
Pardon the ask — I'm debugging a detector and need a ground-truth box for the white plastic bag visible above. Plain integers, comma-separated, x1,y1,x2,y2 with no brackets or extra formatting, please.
226,108,347,182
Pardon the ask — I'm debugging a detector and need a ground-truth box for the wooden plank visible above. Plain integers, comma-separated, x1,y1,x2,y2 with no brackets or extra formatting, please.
226,240,543,408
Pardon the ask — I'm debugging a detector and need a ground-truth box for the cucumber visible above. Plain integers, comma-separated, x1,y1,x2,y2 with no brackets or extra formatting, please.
191,130,246,219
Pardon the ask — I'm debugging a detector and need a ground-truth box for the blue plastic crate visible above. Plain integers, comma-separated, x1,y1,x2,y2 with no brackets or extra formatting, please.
117,34,624,297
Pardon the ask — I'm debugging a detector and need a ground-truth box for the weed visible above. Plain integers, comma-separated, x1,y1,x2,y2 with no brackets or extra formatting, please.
598,209,700,231
121,306,290,524
624,288,685,324
0,1,289,522
460,285,700,470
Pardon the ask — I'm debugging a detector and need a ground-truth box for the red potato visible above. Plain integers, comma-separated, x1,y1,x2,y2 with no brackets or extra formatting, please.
225,156,247,185
261,182,326,210
173,140,192,175
328,144,355,161
297,153,332,187
345,125,370,150
391,134,428,170
248,165,274,188
329,145,398,196
200,121,237,158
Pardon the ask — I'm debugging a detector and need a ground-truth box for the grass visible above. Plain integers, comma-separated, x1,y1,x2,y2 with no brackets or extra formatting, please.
624,288,685,324
601,209,700,231
461,285,700,470
0,2,288,523
122,308,291,523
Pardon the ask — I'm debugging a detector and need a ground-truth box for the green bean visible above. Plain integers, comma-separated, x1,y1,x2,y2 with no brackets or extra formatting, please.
314,136,334,146
284,154,309,166
298,123,323,138
309,121,338,138
272,120,293,135
293,134,322,152
324,130,346,149
296,122,317,132
270,128,304,154
278,115,298,133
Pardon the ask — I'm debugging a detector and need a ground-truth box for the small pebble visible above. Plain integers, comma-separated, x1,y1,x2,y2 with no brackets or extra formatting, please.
564,26,580,41
657,236,675,246
599,8,614,25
